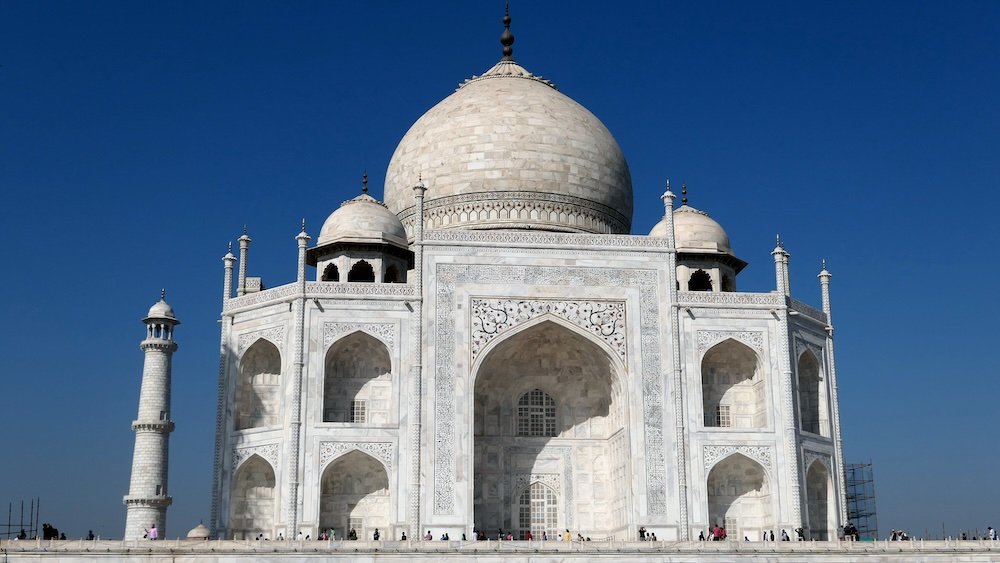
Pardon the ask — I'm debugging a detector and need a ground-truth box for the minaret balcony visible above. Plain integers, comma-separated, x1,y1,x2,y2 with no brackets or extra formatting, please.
132,420,175,432
123,495,173,508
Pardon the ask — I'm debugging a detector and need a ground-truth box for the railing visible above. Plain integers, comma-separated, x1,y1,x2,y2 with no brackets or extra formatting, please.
788,297,828,324
2,537,998,555
677,291,783,307
224,282,417,313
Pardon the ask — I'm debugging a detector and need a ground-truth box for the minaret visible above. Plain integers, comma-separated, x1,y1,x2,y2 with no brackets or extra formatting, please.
772,235,790,295
237,227,251,296
124,291,179,540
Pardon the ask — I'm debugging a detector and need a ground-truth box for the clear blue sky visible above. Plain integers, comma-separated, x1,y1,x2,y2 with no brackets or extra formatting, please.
1,1,997,540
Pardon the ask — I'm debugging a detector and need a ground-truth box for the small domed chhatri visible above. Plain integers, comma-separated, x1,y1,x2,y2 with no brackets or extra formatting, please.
145,290,177,321
307,173,413,284
384,9,632,236
650,184,746,291
651,204,732,254
316,189,407,248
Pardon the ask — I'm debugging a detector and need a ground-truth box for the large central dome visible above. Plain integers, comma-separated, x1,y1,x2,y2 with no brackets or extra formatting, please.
384,56,633,235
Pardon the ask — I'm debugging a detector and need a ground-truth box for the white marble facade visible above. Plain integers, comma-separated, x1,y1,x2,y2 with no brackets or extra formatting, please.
207,22,846,545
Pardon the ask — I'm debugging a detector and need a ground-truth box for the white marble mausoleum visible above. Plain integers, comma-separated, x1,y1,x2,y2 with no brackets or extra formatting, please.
148,10,848,545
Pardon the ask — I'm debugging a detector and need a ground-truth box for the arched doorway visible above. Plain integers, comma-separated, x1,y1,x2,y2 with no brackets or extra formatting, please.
797,351,826,435
702,339,766,429
707,454,773,540
689,269,713,291
323,332,392,423
473,320,629,539
236,339,281,430
806,460,832,540
319,450,390,541
516,482,558,539
230,455,275,539
347,260,375,282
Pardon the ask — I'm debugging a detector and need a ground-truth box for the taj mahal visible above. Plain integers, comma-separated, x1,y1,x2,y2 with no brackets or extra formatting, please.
121,8,847,546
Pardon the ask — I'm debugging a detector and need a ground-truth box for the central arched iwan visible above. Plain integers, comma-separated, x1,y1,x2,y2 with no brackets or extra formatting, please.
472,320,630,539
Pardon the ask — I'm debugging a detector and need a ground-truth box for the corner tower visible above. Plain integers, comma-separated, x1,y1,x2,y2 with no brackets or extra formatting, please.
124,291,179,540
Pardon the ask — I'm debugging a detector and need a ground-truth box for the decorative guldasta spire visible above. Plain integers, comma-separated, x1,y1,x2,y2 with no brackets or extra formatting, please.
501,1,515,60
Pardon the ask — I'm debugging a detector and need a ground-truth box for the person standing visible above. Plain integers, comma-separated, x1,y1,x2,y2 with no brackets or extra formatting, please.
148,524,158,541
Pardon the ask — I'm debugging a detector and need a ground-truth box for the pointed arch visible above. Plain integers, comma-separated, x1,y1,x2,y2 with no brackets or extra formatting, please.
471,313,627,382
322,263,340,282
707,453,773,540
323,331,392,423
805,459,833,540
229,454,275,540
236,339,281,430
473,319,630,539
347,260,375,282
319,450,390,541
702,339,766,429
689,269,713,291
515,481,559,540
797,349,826,435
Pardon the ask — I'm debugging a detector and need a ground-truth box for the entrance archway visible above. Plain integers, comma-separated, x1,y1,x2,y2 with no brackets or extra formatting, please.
806,460,832,540
323,332,392,423
319,450,390,541
472,320,629,539
236,340,281,430
707,453,773,540
702,339,766,429
229,455,275,539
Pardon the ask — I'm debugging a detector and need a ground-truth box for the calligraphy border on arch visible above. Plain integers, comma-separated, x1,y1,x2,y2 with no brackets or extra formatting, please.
433,264,665,516
470,299,627,363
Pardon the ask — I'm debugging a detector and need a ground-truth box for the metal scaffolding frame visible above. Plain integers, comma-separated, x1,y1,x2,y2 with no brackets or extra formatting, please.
845,462,878,540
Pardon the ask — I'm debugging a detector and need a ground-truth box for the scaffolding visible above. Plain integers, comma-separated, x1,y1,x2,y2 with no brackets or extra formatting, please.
845,462,878,540
2,498,40,540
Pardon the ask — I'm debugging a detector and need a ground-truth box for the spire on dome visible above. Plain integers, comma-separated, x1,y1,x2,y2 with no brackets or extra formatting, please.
362,170,368,194
501,1,515,60
160,288,166,300
681,183,688,206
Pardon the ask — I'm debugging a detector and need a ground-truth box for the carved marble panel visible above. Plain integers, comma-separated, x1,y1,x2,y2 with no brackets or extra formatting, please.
323,321,396,350
697,330,765,355
793,336,825,365
471,299,626,362
703,445,774,475
319,441,394,473
237,327,285,353
802,449,831,473
233,443,279,471
512,473,562,495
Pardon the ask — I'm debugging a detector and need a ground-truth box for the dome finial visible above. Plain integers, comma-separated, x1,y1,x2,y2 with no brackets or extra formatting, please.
160,288,166,301
362,170,368,194
681,182,688,206
500,1,515,60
